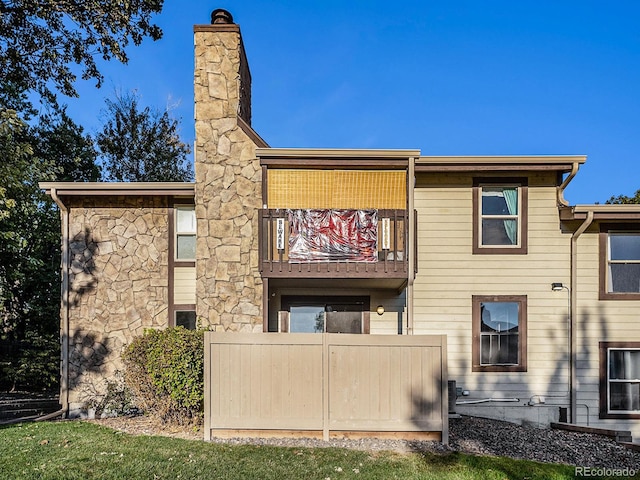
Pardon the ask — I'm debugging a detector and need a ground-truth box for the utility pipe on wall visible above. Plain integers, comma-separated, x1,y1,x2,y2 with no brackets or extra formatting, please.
570,209,594,424
553,159,588,424
406,156,415,335
456,398,520,405
49,188,69,416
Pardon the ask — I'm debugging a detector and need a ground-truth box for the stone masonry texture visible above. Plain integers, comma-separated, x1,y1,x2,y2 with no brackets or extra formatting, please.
66,196,169,408
194,24,263,332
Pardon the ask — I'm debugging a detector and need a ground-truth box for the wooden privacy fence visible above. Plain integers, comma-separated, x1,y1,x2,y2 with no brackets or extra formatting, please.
204,333,448,443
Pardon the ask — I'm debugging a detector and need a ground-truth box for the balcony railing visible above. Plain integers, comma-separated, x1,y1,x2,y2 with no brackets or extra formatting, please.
259,209,410,278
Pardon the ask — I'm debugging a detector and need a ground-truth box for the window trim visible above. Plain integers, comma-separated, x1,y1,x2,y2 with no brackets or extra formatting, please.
168,200,196,329
599,341,640,419
599,224,640,300
174,204,197,263
472,178,528,255
472,295,527,372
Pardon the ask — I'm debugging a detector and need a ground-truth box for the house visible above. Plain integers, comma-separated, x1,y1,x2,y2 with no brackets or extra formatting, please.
41,9,640,439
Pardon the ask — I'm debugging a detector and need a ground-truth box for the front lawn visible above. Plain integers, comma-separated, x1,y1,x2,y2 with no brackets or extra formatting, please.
0,420,579,479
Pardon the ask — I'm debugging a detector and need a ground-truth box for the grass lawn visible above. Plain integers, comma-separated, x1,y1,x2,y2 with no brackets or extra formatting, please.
0,420,585,479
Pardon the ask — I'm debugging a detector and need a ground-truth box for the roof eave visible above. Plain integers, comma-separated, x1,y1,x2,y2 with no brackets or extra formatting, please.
560,204,640,221
39,182,196,197
416,155,586,173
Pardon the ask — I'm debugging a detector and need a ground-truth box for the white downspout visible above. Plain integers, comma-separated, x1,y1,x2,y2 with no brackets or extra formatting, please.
407,157,415,335
570,209,593,424
50,188,69,417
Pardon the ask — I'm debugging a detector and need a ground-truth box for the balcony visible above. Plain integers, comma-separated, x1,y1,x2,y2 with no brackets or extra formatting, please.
259,209,410,280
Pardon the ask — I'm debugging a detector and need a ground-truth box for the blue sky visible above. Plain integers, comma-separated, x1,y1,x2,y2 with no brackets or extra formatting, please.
63,1,640,204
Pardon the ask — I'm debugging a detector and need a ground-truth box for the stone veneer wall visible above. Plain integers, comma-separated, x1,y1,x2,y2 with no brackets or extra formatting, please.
194,23,263,332
66,196,169,409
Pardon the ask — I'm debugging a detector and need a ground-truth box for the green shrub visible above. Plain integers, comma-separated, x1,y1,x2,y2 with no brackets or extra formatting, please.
122,327,204,425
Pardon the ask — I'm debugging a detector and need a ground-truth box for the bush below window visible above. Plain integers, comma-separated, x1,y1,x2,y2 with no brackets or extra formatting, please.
122,327,204,425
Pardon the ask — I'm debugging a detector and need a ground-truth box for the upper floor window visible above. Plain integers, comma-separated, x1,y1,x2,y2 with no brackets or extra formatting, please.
600,226,640,300
473,179,528,255
175,205,196,260
472,295,527,372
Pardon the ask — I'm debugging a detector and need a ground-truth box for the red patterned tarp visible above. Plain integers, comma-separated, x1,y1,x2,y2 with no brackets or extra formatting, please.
288,209,378,262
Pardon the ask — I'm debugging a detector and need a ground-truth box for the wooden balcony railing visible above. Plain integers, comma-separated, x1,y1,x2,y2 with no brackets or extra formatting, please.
259,209,410,278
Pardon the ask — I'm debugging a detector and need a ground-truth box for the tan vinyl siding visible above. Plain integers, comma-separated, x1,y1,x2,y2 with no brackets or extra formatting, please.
369,291,406,335
574,229,640,437
174,266,196,305
412,172,571,412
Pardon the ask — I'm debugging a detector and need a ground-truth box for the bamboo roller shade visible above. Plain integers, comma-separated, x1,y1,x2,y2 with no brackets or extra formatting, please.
267,170,407,209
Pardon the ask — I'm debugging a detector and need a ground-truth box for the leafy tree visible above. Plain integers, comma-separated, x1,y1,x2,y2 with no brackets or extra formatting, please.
97,92,193,182
31,107,101,182
0,109,60,390
0,107,102,391
0,0,167,391
606,189,640,205
0,0,164,110
0,110,32,222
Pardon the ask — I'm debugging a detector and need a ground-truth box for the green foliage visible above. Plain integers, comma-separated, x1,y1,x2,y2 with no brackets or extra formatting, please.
0,0,164,110
0,0,167,393
606,188,640,205
97,91,193,182
0,421,578,480
31,107,101,182
0,109,36,223
0,331,59,392
0,106,101,392
122,327,204,425
0,108,59,344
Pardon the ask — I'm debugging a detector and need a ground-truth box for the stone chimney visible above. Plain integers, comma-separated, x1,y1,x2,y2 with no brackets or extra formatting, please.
193,9,264,332
195,8,252,125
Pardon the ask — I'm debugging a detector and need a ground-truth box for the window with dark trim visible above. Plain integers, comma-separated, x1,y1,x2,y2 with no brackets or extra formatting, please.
175,205,196,261
600,342,640,419
472,295,527,372
473,178,528,255
600,225,640,300
168,201,196,329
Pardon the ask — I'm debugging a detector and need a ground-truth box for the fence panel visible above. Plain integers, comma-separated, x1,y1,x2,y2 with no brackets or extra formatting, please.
205,332,447,443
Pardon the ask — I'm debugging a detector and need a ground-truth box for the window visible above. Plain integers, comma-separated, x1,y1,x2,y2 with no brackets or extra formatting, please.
175,206,196,260
280,296,369,334
600,227,640,300
608,233,640,292
175,310,197,330
472,295,527,372
473,179,528,254
600,226,640,300
600,342,640,419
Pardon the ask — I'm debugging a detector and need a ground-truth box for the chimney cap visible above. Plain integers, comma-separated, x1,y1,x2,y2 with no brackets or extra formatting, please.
211,8,234,24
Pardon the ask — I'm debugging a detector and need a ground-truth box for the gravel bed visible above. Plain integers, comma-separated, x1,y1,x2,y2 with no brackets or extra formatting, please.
88,413,640,469
207,416,640,469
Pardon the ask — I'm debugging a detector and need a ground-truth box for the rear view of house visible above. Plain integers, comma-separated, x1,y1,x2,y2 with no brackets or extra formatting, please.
42,9,640,441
